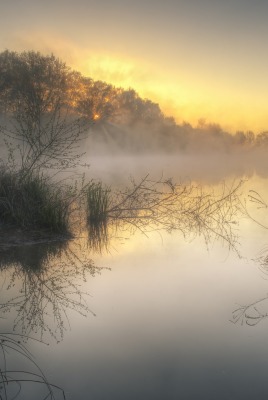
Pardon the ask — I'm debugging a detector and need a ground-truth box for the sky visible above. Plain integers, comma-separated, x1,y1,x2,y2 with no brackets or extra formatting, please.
1,0,268,133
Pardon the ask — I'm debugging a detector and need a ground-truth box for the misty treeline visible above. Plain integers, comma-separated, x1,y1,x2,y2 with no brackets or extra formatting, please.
0,49,267,155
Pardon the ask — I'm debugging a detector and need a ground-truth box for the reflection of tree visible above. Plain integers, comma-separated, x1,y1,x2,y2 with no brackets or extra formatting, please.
0,239,104,341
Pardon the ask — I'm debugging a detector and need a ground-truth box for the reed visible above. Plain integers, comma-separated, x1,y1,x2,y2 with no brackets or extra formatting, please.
86,181,110,225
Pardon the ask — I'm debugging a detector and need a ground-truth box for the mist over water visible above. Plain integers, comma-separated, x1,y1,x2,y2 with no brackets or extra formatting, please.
2,111,268,186
80,121,268,185
2,141,268,400
85,152,261,184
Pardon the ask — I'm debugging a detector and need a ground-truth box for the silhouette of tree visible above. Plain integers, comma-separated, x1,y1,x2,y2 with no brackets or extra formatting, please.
0,50,92,176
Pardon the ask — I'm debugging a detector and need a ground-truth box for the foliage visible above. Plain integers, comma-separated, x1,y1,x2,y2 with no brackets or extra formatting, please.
0,50,91,176
0,50,166,127
0,50,69,112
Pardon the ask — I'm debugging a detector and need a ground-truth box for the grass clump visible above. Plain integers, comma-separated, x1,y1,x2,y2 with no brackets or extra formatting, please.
86,181,110,224
86,182,111,252
0,167,70,233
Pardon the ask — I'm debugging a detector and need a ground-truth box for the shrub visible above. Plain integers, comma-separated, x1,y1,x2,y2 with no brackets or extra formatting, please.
0,167,70,233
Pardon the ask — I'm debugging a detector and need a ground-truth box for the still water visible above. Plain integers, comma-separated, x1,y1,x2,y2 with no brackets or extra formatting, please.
1,154,268,400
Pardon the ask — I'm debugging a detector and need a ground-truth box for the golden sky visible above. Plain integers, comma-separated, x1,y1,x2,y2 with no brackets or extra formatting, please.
1,0,268,133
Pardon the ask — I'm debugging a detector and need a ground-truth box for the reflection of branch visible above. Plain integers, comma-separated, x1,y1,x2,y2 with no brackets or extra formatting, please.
255,245,268,273
242,190,268,230
232,247,268,326
0,240,105,341
232,297,268,326
248,190,268,209
104,177,243,252
0,332,65,399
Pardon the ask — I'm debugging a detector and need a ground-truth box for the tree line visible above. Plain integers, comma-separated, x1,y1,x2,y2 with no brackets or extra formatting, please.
1,50,268,155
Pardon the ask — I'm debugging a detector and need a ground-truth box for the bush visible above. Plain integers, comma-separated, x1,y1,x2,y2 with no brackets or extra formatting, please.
0,167,70,233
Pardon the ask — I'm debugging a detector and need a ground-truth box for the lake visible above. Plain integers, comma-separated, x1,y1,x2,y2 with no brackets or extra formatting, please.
1,153,268,400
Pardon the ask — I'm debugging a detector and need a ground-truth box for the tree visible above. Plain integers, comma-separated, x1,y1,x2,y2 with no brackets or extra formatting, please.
0,50,92,176
77,79,117,122
255,132,268,147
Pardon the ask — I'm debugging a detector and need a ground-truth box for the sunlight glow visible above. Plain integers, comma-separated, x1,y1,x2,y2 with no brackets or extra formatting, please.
4,31,268,133
76,53,268,133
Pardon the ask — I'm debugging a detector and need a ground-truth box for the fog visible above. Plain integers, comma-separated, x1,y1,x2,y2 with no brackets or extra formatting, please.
77,121,268,184
1,114,268,185
1,49,268,186
85,117,262,155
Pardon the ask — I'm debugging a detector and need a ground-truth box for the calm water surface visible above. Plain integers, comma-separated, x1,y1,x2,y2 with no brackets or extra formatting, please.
1,155,268,400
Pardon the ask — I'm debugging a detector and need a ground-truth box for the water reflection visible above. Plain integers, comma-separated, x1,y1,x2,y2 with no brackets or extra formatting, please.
0,239,105,341
0,238,68,271
0,333,65,399
232,297,268,326
232,246,268,326
87,176,245,254
87,221,110,253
